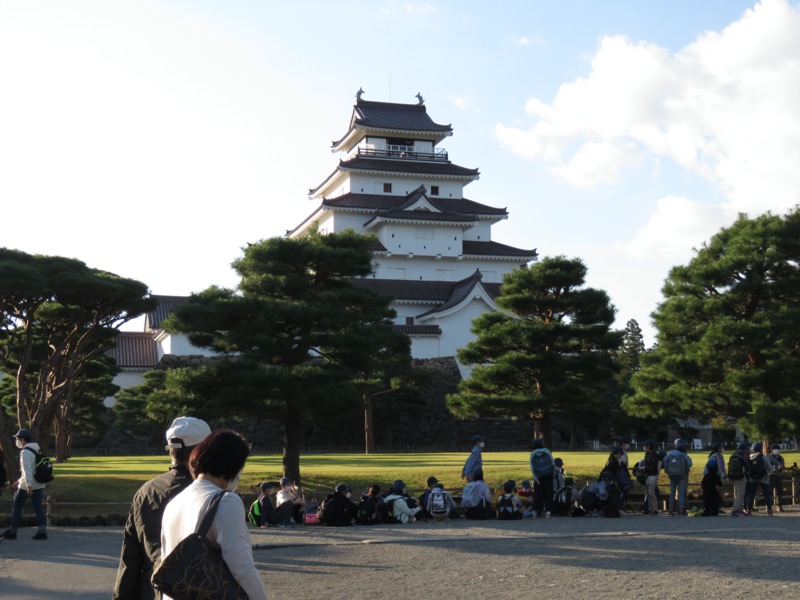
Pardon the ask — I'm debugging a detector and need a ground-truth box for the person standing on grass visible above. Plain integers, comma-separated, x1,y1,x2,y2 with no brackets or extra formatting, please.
641,439,662,515
461,435,485,482
664,439,692,516
744,442,773,516
1,429,48,542
768,444,785,512
529,438,556,519
706,442,726,480
728,441,751,516
112,416,211,600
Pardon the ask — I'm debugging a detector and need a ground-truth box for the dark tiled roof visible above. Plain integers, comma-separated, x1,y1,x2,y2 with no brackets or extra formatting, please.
392,325,442,335
146,295,188,330
353,271,502,304
340,157,479,178
322,192,507,217
107,332,158,369
332,100,453,147
462,240,538,258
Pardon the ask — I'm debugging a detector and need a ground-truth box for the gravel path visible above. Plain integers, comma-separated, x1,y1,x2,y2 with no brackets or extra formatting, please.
1,510,798,599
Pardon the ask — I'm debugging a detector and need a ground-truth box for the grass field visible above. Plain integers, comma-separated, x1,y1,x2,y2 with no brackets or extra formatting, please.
6,449,796,517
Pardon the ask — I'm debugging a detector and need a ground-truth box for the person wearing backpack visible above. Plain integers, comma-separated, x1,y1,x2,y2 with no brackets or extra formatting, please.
728,441,751,516
426,482,457,521
641,439,663,516
744,442,773,516
318,484,359,526
383,480,422,523
530,438,556,518
768,444,786,512
664,439,693,516
248,481,280,527
496,480,523,520
553,477,582,517
2,429,48,542
357,484,385,525
418,476,440,520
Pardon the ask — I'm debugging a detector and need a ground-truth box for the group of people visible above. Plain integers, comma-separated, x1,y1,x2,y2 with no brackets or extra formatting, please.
1,418,791,599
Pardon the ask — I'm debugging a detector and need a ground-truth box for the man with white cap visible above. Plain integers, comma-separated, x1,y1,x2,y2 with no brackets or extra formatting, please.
113,416,211,600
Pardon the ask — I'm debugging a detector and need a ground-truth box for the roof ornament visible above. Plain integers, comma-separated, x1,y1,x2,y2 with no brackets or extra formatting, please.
356,87,365,101
415,92,424,105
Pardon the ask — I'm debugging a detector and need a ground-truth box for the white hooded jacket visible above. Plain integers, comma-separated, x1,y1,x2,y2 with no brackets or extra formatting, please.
19,442,47,491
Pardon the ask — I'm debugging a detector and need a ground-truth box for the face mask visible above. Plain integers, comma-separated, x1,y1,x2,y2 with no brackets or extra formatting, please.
227,470,242,492
773,449,780,455
15,439,24,449
345,492,352,499
478,442,485,449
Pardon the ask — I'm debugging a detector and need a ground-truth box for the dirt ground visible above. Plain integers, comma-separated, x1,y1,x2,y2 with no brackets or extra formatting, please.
1,509,798,599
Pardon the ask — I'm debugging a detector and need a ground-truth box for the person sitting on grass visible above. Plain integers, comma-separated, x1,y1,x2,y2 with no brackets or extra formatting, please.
318,484,359,526
496,479,524,520
357,484,385,525
383,480,422,523
275,477,305,527
418,476,440,520
553,477,583,517
427,483,458,521
518,480,534,517
462,469,496,520
248,481,278,527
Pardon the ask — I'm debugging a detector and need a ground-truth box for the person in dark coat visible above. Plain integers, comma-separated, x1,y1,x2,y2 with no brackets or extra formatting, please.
112,417,211,600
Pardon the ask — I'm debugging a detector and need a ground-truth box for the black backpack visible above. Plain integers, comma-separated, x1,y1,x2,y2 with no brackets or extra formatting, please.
24,447,54,484
382,498,400,524
357,496,382,525
750,454,767,479
644,452,660,475
728,452,745,480
553,486,573,515
496,494,520,520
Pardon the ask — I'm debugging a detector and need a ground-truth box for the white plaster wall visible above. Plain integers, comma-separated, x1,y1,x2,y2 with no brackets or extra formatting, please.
158,333,216,359
408,336,440,358
372,256,520,282
423,295,493,358
462,222,493,241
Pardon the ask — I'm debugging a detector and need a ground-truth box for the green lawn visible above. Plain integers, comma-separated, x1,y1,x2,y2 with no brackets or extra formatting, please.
14,449,797,516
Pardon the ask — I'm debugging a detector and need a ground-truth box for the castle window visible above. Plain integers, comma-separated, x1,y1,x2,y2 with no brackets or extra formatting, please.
383,183,392,193
431,186,439,196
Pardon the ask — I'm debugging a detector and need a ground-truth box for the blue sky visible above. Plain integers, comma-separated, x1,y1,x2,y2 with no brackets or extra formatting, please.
2,1,798,344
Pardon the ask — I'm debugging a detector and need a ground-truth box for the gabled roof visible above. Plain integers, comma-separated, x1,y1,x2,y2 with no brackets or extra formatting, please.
332,99,453,148
321,191,507,217
462,240,538,259
107,332,158,369
415,270,496,318
146,295,188,331
353,271,503,306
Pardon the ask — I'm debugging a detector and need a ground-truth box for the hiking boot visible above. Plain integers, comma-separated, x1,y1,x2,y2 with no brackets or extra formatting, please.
1,530,17,540
544,511,551,519
32,532,48,540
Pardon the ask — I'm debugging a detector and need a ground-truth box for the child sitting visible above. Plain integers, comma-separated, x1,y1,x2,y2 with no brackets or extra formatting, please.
496,479,524,520
518,480,535,516
427,483,458,521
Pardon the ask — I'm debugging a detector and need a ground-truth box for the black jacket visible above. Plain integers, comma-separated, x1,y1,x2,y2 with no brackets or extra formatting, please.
112,464,192,600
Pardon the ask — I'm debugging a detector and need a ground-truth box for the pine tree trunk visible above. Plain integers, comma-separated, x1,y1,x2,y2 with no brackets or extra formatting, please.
282,402,303,485
364,392,374,455
569,421,578,450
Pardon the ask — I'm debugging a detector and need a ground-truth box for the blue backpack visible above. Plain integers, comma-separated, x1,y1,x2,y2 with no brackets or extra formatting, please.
531,450,555,478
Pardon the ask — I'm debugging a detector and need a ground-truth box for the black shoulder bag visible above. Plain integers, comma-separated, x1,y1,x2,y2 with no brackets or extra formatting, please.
152,490,249,600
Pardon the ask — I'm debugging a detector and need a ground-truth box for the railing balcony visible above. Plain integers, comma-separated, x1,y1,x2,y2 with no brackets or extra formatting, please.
354,145,448,162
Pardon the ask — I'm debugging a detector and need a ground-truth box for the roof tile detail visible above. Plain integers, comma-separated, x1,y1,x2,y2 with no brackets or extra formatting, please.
462,240,538,258
333,99,453,146
146,295,188,331
322,192,507,216
107,332,158,369
340,157,479,178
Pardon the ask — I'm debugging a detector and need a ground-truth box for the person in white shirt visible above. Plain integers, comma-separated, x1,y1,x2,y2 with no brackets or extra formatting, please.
160,429,268,600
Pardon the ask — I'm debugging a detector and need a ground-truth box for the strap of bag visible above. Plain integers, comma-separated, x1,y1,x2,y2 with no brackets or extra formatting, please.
195,490,228,538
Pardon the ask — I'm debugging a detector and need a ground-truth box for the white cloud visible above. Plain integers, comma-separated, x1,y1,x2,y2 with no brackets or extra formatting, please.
513,36,530,46
615,195,733,261
496,0,800,213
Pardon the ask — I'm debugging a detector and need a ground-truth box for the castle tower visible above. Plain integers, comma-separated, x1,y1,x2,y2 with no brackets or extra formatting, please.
290,91,538,360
